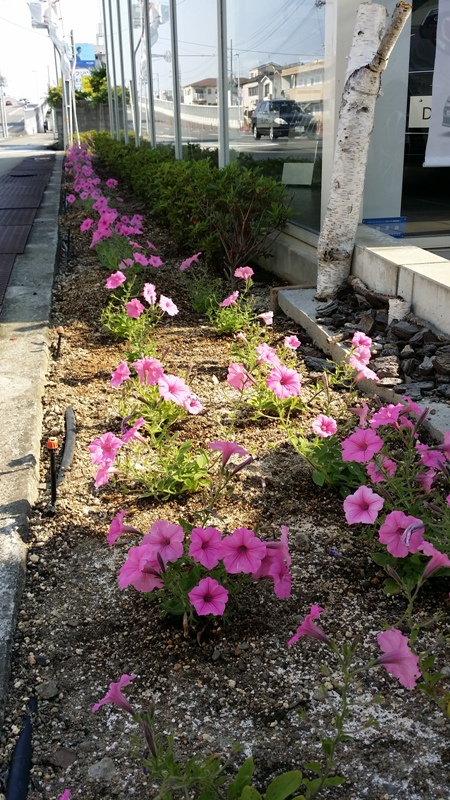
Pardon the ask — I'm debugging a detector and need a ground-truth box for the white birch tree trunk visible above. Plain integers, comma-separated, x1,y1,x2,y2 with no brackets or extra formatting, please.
316,1,412,300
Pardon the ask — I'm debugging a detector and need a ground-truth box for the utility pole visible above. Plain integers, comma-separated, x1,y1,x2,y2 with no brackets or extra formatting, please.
0,73,8,139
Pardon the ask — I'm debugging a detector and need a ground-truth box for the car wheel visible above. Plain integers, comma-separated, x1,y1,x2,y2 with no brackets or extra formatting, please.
253,125,261,140
269,126,278,141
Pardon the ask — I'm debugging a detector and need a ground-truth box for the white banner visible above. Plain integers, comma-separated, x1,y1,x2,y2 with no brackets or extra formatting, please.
424,0,450,166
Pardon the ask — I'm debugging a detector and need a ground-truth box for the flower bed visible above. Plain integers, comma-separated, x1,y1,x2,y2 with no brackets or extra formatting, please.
0,146,449,800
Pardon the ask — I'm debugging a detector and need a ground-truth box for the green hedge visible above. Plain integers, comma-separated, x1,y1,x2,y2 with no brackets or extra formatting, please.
86,132,291,279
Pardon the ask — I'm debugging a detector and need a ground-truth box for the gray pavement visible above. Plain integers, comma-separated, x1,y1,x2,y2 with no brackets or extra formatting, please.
0,133,62,729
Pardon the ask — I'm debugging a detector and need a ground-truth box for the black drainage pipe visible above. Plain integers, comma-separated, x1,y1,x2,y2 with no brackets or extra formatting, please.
6,697,37,800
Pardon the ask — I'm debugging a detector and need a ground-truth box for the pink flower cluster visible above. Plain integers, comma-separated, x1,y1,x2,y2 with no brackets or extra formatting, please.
65,146,162,255
90,360,204,487
348,331,378,382
340,393,450,575
109,356,202,413
227,344,302,400
288,606,421,690
111,513,292,614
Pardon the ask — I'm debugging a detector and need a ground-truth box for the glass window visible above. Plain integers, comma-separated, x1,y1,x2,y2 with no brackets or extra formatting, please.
402,0,450,235
226,0,325,232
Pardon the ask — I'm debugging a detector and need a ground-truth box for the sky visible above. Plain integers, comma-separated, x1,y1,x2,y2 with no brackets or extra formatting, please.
0,0,325,102
0,0,102,101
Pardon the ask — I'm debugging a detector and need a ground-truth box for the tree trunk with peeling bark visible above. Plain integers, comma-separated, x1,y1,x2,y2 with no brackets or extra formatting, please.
316,0,412,300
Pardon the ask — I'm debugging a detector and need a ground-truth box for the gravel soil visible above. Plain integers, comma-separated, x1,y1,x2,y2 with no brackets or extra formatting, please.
0,171,449,800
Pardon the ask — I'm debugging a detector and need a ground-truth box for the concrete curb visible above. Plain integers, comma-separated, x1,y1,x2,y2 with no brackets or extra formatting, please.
0,151,63,729
278,287,450,440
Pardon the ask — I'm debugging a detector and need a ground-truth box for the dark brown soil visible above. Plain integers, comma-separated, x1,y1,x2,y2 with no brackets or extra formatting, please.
0,168,449,800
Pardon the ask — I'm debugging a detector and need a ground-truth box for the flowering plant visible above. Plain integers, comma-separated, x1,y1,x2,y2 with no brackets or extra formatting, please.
107,441,292,621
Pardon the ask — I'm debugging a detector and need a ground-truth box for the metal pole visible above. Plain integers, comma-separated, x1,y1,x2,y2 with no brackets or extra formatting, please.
115,0,128,143
126,0,140,145
107,0,120,137
101,0,115,137
168,0,182,159
217,0,230,167
143,0,156,147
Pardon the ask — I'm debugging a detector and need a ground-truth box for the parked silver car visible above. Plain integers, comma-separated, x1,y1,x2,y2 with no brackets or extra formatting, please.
251,99,317,140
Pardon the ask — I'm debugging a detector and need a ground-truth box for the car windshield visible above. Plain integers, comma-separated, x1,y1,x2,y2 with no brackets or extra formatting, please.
269,102,304,114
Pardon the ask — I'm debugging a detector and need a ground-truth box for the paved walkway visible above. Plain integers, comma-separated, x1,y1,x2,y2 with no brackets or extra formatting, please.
0,133,62,728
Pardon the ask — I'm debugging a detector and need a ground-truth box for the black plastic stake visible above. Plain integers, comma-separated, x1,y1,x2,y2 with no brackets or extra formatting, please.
55,327,63,359
47,437,58,507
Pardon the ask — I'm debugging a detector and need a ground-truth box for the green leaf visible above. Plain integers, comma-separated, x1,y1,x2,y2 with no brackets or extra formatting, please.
324,775,346,787
371,552,394,568
228,757,255,798
240,788,262,800
312,470,325,487
303,763,322,774
265,770,303,800
382,577,402,596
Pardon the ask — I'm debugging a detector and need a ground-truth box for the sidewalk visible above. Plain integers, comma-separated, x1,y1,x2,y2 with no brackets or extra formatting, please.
0,134,62,728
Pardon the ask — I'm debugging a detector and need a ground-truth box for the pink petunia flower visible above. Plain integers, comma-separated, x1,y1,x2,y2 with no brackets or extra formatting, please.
349,401,370,429
415,470,436,493
89,431,123,465
221,527,266,574
266,365,302,399
343,485,384,524
268,559,292,599
234,266,254,280
144,519,185,564
118,544,163,592
341,428,384,463
107,510,140,546
288,605,329,646
105,270,127,289
134,251,148,267
111,360,131,388
132,356,164,386
59,791,71,800
148,255,164,268
208,439,249,466
159,295,178,316
92,673,136,714
418,540,450,578
265,524,291,568
66,194,76,204
352,331,372,348
221,291,239,307
189,526,223,569
94,463,117,488
354,365,379,382
126,298,145,318
142,282,157,305
378,510,424,557
376,629,421,690
227,363,255,391
106,178,118,188
188,577,229,616
415,443,446,471
366,457,397,483
255,343,281,367
370,404,404,429
311,414,337,438
80,218,93,232
158,374,191,405
121,416,146,444
258,311,273,325
180,252,202,271
183,394,203,415
284,335,301,349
